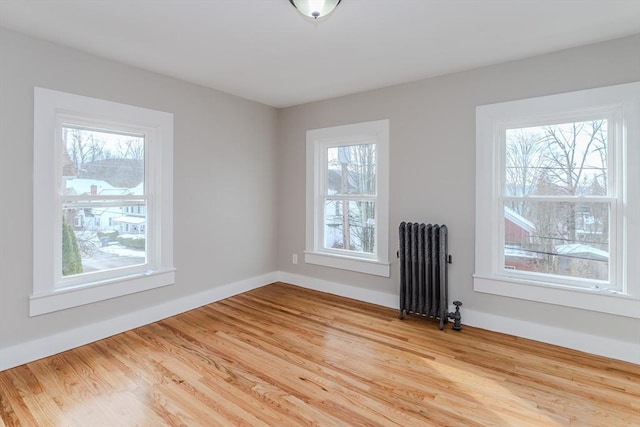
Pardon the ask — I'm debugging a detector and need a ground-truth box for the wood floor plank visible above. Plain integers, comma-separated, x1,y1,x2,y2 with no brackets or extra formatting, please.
1,282,639,426
198,301,482,425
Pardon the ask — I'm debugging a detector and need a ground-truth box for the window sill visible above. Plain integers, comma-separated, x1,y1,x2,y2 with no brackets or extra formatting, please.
29,269,176,316
305,251,390,277
473,274,639,319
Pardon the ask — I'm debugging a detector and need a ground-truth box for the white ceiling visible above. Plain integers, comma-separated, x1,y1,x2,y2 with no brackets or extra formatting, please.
1,0,639,108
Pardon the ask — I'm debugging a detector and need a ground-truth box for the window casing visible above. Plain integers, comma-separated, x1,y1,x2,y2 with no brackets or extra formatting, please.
306,120,390,277
474,82,639,318
32,87,175,316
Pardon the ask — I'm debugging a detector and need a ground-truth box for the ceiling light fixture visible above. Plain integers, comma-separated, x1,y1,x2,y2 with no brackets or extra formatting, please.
289,0,341,20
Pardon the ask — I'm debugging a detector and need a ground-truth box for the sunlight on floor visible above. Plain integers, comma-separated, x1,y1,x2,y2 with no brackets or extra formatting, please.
59,392,151,427
426,357,567,426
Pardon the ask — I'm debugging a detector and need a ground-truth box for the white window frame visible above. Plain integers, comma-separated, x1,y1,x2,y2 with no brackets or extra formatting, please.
32,87,175,316
305,119,390,277
474,82,640,318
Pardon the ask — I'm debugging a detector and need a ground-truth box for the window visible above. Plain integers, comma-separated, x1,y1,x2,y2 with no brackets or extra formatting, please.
306,120,390,277
475,82,639,318
32,87,174,316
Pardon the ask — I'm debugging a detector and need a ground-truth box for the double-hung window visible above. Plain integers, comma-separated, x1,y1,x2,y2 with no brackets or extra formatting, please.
474,82,639,317
32,87,175,316
306,120,390,277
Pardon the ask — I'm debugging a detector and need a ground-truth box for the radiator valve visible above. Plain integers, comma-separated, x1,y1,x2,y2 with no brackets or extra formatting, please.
448,301,462,331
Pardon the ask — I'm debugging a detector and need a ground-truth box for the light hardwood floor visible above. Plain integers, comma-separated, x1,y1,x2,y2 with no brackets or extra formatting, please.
1,283,638,426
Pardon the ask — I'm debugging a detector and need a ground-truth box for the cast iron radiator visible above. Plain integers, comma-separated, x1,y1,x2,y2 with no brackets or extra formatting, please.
398,222,451,329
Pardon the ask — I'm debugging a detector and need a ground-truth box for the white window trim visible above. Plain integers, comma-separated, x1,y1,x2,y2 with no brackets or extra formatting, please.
32,87,175,316
474,82,640,319
305,119,390,277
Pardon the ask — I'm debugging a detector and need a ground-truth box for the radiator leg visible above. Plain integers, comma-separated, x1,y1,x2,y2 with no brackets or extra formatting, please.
438,311,446,330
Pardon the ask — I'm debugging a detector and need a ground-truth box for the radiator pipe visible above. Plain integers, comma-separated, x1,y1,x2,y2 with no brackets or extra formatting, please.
448,301,463,331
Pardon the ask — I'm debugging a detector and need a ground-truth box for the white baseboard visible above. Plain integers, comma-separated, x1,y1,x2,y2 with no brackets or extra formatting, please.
459,308,640,365
277,271,640,365
2,270,637,371
0,272,277,371
277,271,398,309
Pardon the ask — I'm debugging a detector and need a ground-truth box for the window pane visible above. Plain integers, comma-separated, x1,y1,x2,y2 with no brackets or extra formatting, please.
324,200,375,253
62,204,146,277
504,201,609,281
505,120,607,197
327,144,376,195
62,125,145,195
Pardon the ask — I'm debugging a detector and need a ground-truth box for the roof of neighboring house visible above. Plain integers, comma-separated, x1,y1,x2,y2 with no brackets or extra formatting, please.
65,178,130,196
113,216,146,225
504,206,536,233
130,182,144,195
65,178,114,195
327,169,356,195
100,188,131,196
505,246,540,259
555,244,609,261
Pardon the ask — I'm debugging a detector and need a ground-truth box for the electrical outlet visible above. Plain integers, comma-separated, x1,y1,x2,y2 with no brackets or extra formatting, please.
292,254,298,264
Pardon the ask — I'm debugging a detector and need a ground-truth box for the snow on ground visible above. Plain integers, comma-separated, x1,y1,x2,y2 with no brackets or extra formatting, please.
99,244,145,258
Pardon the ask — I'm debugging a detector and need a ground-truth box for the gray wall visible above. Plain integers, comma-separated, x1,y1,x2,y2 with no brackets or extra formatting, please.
0,28,278,348
276,35,640,345
1,25,638,357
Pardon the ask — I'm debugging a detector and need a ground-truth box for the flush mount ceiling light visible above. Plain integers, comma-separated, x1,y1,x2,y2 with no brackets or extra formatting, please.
289,0,342,20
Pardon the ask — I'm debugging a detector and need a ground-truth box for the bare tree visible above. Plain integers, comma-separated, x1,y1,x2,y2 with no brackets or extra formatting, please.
540,120,606,243
504,120,609,279
119,137,144,161
334,144,376,253
75,135,144,188
505,128,546,217
64,128,107,177
590,121,609,245
350,144,376,253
